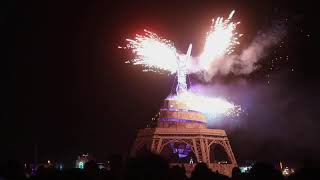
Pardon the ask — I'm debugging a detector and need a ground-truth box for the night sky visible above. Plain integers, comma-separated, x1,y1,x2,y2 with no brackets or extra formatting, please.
3,0,318,167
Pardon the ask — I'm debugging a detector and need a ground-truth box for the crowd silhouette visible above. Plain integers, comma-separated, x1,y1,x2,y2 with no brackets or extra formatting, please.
0,153,319,180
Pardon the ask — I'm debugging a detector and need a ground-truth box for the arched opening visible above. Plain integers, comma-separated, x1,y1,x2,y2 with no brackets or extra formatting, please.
209,143,230,164
160,142,197,164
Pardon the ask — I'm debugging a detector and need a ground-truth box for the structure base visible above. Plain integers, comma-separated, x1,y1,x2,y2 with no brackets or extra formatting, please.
131,127,237,177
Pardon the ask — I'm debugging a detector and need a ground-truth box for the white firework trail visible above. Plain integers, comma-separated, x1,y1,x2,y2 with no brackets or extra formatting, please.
171,91,242,117
119,29,178,74
199,10,242,70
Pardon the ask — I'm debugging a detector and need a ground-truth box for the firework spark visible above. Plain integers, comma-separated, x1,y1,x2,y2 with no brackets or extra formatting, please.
199,10,242,70
119,11,243,119
171,91,242,117
119,30,178,74
120,11,241,74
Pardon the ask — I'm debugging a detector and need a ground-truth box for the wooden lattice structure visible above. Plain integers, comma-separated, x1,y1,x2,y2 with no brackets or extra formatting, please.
131,99,237,177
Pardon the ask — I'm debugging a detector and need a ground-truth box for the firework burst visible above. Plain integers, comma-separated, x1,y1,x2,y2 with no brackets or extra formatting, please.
119,30,178,74
120,11,244,119
120,11,242,74
199,10,242,69
171,91,242,118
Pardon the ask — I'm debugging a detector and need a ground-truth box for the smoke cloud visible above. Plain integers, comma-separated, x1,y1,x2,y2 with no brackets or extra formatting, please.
188,71,320,162
199,23,287,81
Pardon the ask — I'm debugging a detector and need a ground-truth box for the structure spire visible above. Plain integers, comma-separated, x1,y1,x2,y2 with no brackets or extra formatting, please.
176,44,192,95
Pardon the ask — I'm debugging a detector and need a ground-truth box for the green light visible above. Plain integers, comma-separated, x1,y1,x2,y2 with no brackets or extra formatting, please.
79,162,84,169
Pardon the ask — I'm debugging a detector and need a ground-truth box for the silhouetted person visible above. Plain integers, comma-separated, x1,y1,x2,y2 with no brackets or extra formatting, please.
288,167,320,180
84,160,99,172
169,165,187,180
34,165,59,180
109,154,123,180
60,168,85,180
232,167,242,180
125,152,169,180
0,160,26,180
190,163,213,180
83,160,102,180
248,162,283,180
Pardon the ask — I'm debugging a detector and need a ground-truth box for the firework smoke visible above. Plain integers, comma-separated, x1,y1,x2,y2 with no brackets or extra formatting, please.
119,11,286,121
200,22,286,81
120,12,286,81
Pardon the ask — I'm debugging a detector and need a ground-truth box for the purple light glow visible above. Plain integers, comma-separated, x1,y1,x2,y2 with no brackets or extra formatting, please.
159,118,206,124
169,143,192,158
160,108,200,113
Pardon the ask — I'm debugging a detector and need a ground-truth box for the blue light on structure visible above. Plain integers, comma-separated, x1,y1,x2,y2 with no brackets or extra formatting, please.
170,143,192,158
160,108,199,113
160,118,205,124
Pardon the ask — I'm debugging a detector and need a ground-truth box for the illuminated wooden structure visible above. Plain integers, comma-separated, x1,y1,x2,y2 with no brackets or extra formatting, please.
131,99,237,177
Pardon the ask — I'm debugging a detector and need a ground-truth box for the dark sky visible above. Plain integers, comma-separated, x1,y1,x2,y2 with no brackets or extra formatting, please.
2,0,318,167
